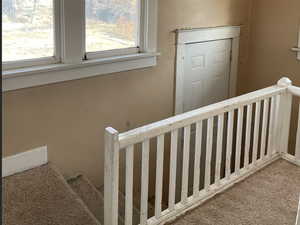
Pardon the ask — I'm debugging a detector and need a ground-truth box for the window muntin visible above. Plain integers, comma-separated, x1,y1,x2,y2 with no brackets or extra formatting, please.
2,0,158,91
85,0,139,53
2,0,157,75
2,0,55,62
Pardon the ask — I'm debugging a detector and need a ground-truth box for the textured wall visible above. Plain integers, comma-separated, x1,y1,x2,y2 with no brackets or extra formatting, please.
239,0,300,155
239,0,300,93
4,0,252,187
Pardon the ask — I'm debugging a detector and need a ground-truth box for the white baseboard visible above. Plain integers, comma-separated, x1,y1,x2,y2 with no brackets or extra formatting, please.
148,154,280,225
281,153,300,167
2,146,48,178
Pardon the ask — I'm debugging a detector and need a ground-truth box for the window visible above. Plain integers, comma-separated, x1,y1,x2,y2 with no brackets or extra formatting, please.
2,0,158,91
291,25,300,60
3,0,54,61
2,0,58,69
85,0,139,54
296,27,300,60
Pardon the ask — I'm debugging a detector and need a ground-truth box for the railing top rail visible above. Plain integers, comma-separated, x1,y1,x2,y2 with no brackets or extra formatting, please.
118,85,287,148
288,85,300,97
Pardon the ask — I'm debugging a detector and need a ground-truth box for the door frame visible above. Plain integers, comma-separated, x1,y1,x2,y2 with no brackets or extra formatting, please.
175,26,241,115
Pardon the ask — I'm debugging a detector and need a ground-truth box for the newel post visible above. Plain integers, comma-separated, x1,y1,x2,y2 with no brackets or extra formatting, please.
104,127,120,225
276,77,293,155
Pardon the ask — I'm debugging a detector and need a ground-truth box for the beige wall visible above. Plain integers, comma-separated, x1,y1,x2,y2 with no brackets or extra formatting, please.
4,0,252,187
239,0,300,93
239,0,300,155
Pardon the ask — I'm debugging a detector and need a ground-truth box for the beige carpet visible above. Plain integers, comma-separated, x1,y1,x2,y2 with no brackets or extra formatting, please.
3,164,101,225
169,160,300,225
68,175,105,223
68,175,142,225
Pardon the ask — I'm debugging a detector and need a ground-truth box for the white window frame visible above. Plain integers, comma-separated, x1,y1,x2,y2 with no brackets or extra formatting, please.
86,47,140,60
291,25,300,60
84,0,142,60
2,0,158,91
2,0,61,70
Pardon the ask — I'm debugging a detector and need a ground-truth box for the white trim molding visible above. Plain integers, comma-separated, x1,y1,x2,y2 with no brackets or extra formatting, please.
292,47,300,60
2,0,158,92
175,26,241,115
2,146,48,177
291,25,300,60
3,53,158,91
281,153,300,167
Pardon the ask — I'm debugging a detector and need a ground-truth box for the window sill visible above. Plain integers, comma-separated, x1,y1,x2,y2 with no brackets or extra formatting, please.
2,52,159,92
291,47,300,60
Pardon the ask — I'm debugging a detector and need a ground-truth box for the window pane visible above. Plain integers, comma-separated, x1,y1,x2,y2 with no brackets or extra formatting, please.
85,0,139,53
2,0,54,62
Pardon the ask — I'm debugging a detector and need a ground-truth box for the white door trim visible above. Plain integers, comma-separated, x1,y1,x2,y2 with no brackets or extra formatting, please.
175,26,240,115
2,146,48,177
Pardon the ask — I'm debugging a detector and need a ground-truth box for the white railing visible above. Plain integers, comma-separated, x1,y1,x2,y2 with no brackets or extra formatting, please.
296,196,300,225
104,77,300,225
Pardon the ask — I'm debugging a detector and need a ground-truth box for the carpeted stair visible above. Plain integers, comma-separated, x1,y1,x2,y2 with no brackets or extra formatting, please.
67,174,142,225
3,163,101,225
67,175,107,224
3,162,156,225
5,159,298,225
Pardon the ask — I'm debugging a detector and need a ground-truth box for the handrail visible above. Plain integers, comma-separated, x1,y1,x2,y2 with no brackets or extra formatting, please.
119,85,286,148
288,86,300,97
105,77,300,225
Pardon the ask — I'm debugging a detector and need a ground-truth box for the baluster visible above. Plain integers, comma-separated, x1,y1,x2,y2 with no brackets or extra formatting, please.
267,96,276,157
226,111,234,179
181,125,191,204
295,104,300,160
193,121,202,197
215,114,224,185
252,101,261,164
244,104,253,168
168,130,178,210
205,118,213,190
235,107,244,173
140,140,150,225
155,135,165,219
296,196,300,225
260,99,270,160
125,145,134,225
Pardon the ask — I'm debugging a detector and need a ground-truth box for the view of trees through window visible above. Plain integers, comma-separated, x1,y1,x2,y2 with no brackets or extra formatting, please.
2,0,54,62
2,0,139,63
85,0,139,53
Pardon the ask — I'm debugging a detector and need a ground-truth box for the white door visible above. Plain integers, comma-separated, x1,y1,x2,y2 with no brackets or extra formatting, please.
183,39,232,112
175,39,232,200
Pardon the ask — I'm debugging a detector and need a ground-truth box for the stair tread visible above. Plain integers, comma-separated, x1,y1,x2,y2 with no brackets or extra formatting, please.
71,176,141,225
68,175,105,224
3,163,101,225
